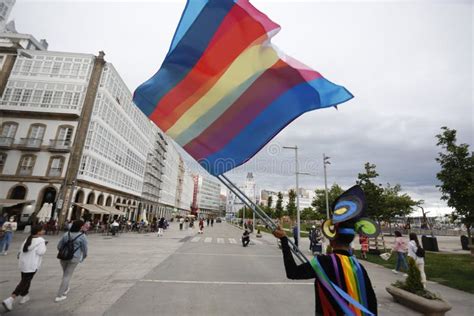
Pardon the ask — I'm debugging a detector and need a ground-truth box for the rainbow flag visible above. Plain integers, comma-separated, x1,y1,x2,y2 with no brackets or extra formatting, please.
134,0,353,176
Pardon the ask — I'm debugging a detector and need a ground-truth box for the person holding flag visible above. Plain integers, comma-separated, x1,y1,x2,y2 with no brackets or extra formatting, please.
273,186,379,315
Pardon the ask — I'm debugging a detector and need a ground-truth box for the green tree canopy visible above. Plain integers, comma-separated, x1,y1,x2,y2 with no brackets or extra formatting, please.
356,162,385,221
436,127,474,245
301,207,320,221
311,184,344,219
286,189,297,220
274,191,284,219
381,183,416,222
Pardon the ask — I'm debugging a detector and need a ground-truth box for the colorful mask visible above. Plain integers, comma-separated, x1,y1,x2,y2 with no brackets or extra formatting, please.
321,185,380,240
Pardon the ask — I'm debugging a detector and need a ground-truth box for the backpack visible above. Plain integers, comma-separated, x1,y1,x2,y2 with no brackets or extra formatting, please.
415,246,425,258
57,232,83,261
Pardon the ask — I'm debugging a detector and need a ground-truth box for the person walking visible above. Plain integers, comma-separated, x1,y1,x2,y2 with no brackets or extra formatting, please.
179,217,184,230
0,216,18,255
242,229,250,247
198,218,204,234
359,233,369,259
210,218,214,227
55,220,88,303
408,232,426,288
392,230,408,276
2,225,47,311
157,217,165,237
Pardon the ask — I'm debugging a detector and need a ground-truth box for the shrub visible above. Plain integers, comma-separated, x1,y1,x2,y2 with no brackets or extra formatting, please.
393,257,440,300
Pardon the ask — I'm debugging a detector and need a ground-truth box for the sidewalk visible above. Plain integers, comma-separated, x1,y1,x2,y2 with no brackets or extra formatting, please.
253,228,474,316
0,224,194,316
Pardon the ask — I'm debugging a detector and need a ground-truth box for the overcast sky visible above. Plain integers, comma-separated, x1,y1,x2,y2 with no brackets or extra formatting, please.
12,0,473,216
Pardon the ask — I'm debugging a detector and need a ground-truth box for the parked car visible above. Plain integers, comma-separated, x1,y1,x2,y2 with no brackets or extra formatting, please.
216,218,222,223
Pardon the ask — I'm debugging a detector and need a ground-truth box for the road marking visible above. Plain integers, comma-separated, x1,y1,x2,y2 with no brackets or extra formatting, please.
191,237,201,242
228,238,237,244
204,237,212,243
217,238,224,244
139,279,313,286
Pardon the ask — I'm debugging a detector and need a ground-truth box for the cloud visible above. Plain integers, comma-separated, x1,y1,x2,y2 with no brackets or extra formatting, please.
12,0,472,215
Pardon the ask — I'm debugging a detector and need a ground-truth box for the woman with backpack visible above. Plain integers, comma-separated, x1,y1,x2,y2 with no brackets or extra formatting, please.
2,225,47,311
55,220,88,303
408,232,427,288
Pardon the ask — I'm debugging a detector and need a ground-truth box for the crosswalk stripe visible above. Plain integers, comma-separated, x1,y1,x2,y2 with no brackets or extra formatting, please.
191,237,201,242
217,238,224,244
228,238,237,244
204,237,212,243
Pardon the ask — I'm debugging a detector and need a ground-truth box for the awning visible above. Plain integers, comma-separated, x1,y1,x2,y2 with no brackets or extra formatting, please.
98,206,126,216
0,199,35,208
73,203,109,215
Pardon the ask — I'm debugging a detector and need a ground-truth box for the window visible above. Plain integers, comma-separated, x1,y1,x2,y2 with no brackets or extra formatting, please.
17,155,36,176
1,122,18,138
0,153,6,173
55,125,73,147
28,124,45,140
48,156,64,177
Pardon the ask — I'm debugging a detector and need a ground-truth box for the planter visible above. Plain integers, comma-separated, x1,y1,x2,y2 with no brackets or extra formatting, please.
256,233,262,238
386,285,451,316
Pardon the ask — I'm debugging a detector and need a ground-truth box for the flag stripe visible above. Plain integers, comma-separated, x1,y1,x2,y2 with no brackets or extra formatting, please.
167,44,279,140
134,0,235,116
184,60,316,159
153,4,274,131
200,78,352,174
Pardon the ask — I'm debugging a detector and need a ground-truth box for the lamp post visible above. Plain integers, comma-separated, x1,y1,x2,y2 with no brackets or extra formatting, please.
283,146,301,248
323,154,331,219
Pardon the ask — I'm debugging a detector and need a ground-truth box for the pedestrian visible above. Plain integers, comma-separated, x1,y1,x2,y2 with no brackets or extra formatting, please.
359,233,369,259
211,218,214,227
309,225,322,255
292,225,298,250
392,230,408,276
408,232,426,288
207,218,210,226
179,217,184,230
157,217,165,237
0,216,18,255
273,186,378,315
242,229,250,247
2,224,47,311
111,220,119,236
199,218,204,234
55,220,88,302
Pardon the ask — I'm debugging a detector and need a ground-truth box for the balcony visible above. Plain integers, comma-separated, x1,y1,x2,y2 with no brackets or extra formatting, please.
18,166,33,176
18,138,42,150
48,168,62,177
0,136,14,149
48,139,72,152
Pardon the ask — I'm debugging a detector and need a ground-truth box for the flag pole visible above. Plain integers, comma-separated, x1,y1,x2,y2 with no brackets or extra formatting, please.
217,174,309,264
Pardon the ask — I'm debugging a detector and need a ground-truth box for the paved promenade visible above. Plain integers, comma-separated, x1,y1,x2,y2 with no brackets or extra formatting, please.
0,223,472,315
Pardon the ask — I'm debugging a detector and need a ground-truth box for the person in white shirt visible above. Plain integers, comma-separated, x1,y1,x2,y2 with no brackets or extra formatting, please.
1,216,18,255
408,232,427,288
2,225,47,311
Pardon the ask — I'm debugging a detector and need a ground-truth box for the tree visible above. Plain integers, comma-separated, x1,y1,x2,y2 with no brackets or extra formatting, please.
237,207,253,219
436,127,474,253
381,183,416,233
311,184,344,219
274,192,284,219
301,207,320,221
286,189,297,220
356,162,385,221
267,196,273,209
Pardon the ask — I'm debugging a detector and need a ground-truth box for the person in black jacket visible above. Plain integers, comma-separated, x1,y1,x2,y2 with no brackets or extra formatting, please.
273,185,378,316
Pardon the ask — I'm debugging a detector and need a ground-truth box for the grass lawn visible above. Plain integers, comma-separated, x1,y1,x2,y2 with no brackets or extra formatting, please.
353,249,474,294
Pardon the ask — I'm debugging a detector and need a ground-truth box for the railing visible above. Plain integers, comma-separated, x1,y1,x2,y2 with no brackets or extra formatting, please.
18,138,42,149
0,136,14,147
48,168,62,177
49,139,72,151
18,166,33,176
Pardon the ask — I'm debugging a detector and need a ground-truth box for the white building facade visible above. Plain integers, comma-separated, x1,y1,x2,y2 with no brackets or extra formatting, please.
0,15,194,225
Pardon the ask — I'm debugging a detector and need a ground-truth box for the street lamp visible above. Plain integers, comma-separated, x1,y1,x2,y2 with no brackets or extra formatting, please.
323,154,331,219
283,146,303,248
